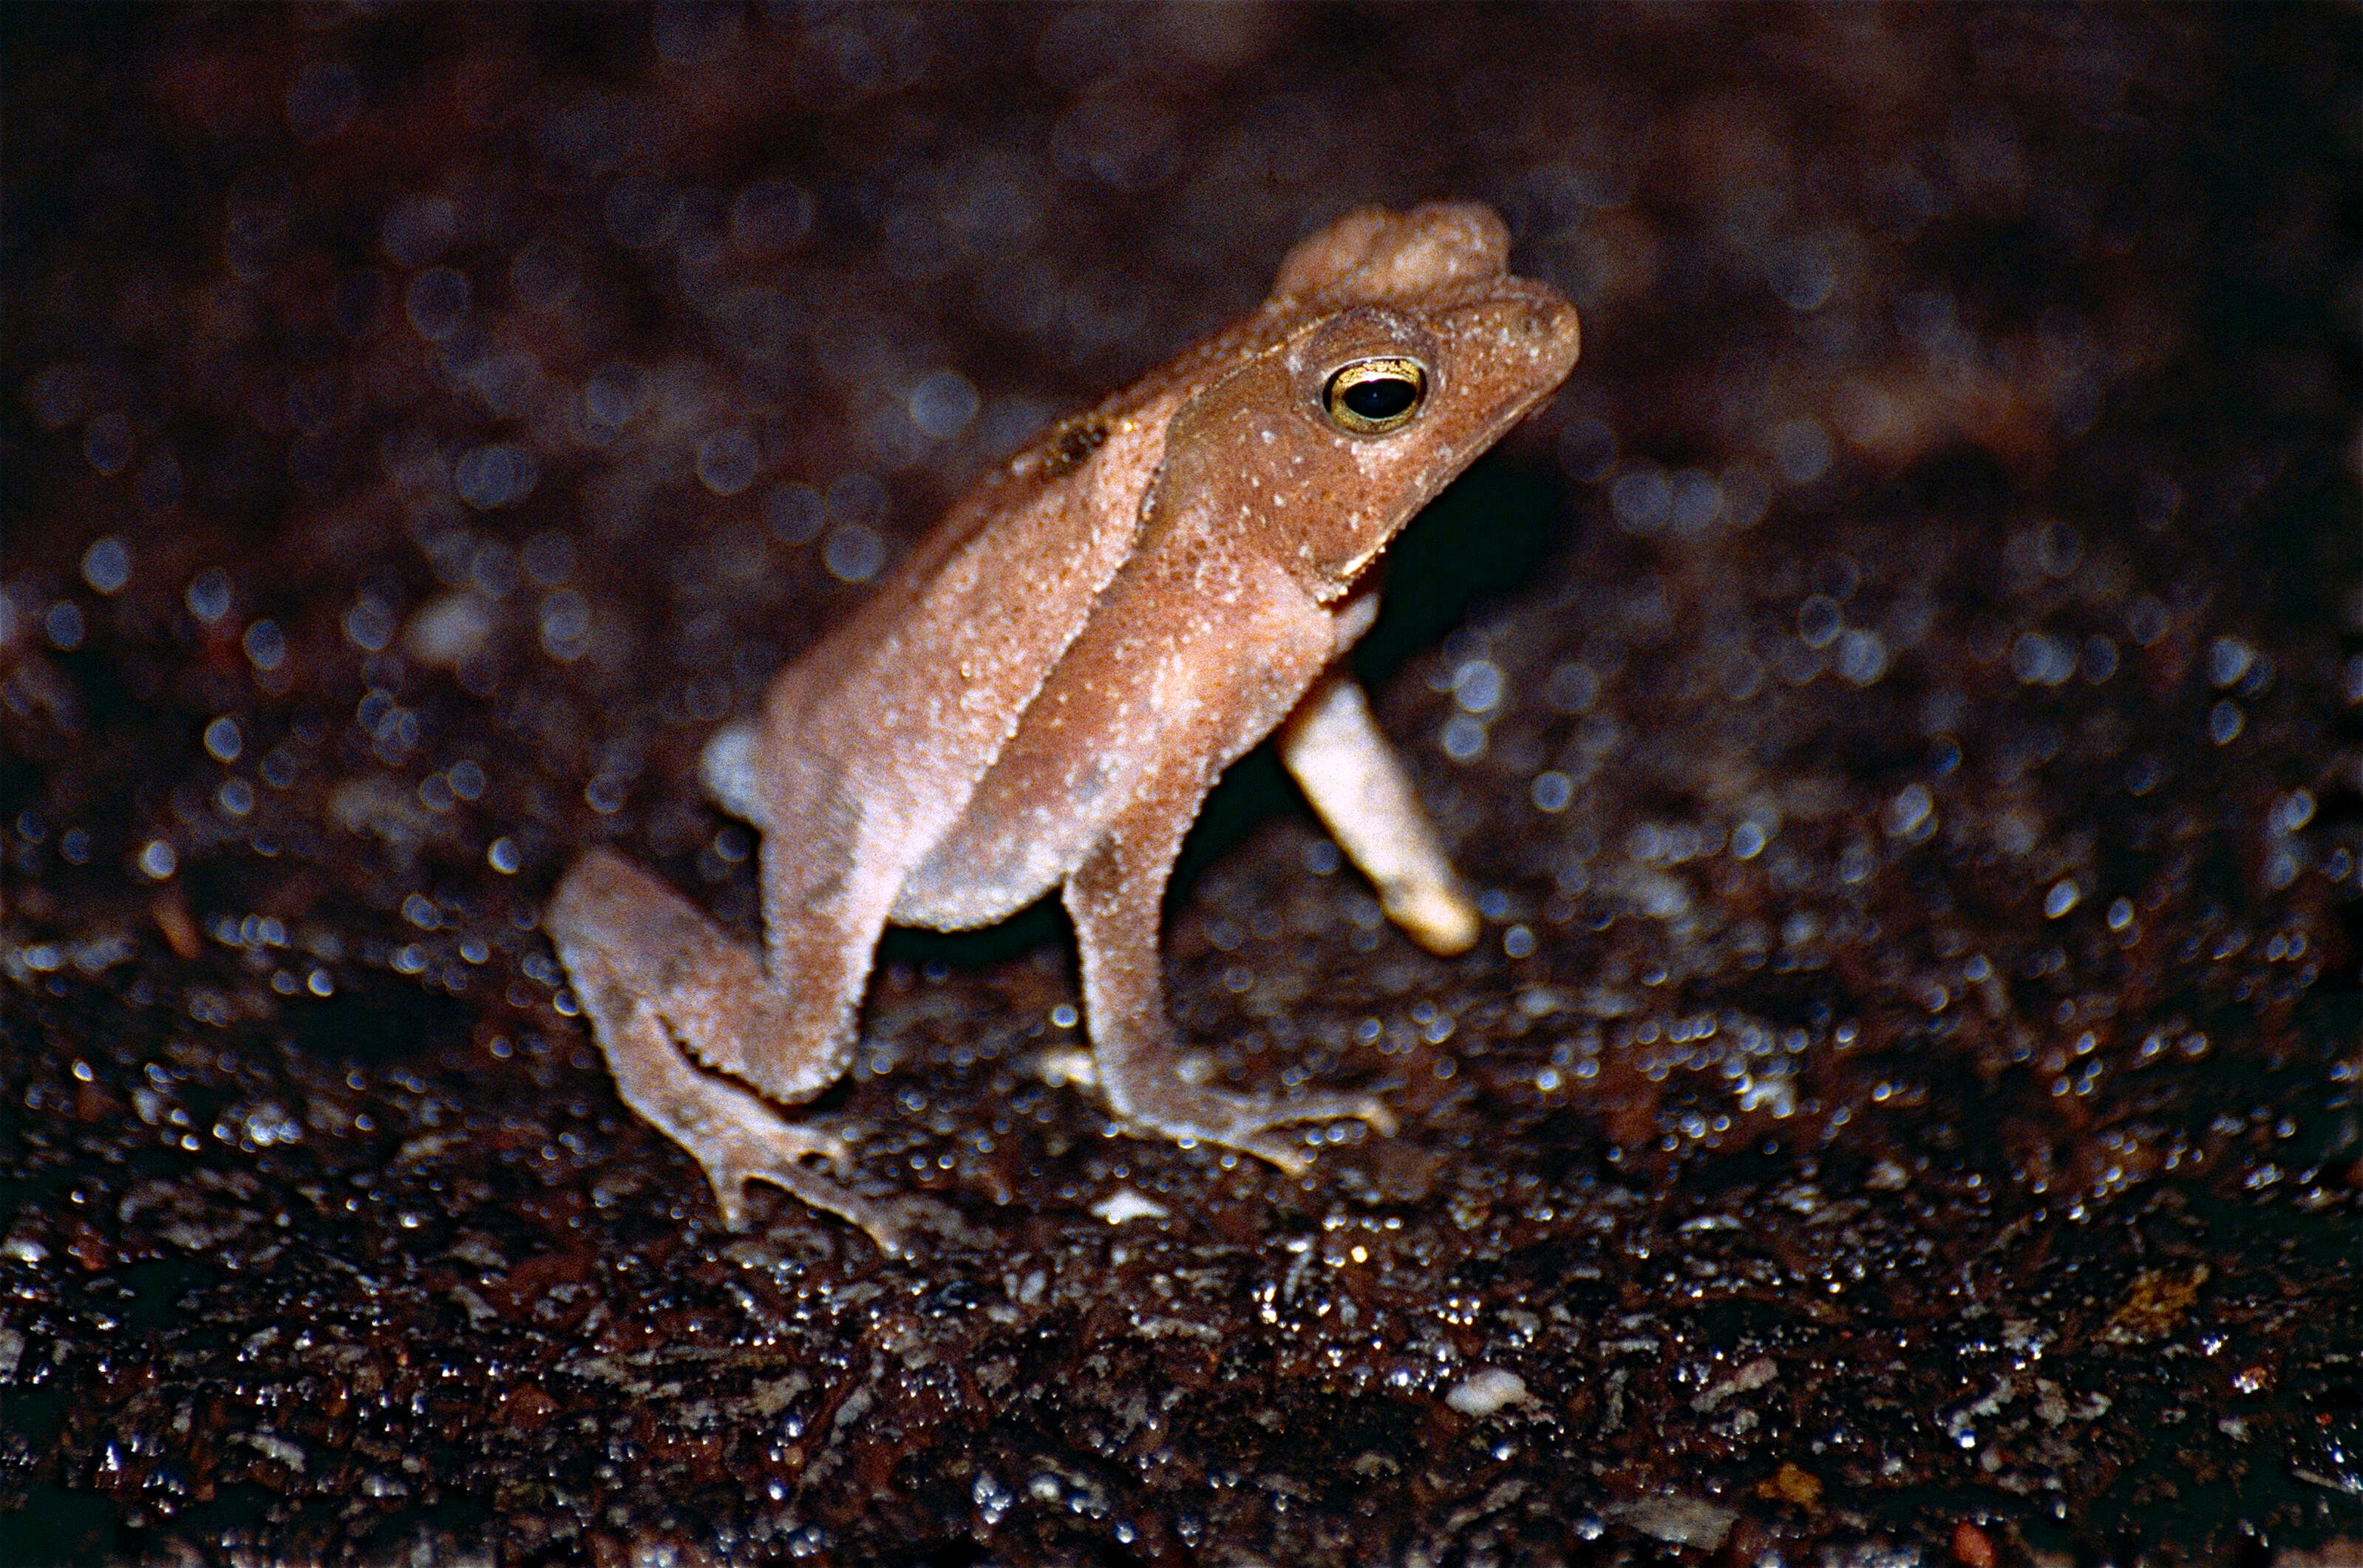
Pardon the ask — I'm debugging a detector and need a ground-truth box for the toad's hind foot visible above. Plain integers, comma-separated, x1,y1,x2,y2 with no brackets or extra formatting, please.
685,1097,914,1253
549,850,912,1255
594,984,914,1252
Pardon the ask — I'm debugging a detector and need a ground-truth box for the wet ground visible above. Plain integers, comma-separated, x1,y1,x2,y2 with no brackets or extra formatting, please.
4,5,2361,1564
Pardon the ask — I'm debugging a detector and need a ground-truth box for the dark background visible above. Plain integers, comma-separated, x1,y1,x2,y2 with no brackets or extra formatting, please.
4,5,2360,1564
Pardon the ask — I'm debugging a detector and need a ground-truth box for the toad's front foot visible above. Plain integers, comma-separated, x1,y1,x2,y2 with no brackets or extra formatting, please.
1105,1067,1398,1176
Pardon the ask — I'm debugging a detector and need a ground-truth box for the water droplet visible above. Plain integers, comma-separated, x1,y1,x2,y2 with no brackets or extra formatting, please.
1796,596,1843,650
2010,632,2075,686
487,837,521,874
343,594,396,652
81,537,131,594
1050,92,1178,192
1610,467,1669,534
1721,465,1770,529
764,483,825,545
1440,714,1487,763
908,371,980,441
540,590,591,661
1887,783,1932,838
84,411,134,476
2106,898,2135,932
2037,521,2083,577
2271,790,2315,834
2136,471,2181,530
471,539,516,598
468,350,541,419
405,592,494,670
536,92,634,175
826,472,891,530
582,363,645,432
1810,554,1860,601
2124,595,2169,646
1667,469,1721,535
1720,647,1758,698
823,524,885,584
697,427,760,495
203,717,243,763
382,194,459,267
510,239,581,313
1452,659,1503,715
1835,628,1887,685
2080,635,2119,683
405,266,471,341
138,839,177,880
137,447,184,511
522,531,575,587
1543,661,1597,714
2206,701,2244,746
45,602,85,650
186,569,233,624
2206,637,2255,689
2044,880,2080,918
653,1,743,64
1767,243,1835,311
453,443,537,508
1531,771,1573,813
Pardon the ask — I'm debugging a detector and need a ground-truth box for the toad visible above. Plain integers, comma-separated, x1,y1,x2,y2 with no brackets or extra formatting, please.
549,203,1580,1251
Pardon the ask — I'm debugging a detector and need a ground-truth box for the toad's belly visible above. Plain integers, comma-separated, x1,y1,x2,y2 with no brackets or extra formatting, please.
886,701,1135,931
889,542,1325,933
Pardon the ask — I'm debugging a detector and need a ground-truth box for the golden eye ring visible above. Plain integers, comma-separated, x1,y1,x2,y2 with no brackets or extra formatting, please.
1323,356,1428,435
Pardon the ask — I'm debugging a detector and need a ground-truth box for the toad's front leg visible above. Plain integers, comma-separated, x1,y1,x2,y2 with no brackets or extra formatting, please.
1062,763,1398,1176
547,848,918,1253
1280,671,1480,957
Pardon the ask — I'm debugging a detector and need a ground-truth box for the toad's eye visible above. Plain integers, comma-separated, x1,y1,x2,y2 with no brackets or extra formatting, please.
1323,357,1428,435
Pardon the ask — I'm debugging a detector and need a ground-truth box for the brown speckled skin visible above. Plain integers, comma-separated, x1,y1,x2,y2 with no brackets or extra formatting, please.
547,204,1580,1250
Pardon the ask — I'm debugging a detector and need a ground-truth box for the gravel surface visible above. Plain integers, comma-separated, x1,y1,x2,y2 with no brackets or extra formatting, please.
4,6,2360,1564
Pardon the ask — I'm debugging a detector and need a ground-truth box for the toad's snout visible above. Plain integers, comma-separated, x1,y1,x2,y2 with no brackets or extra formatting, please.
1513,288,1582,371
1441,284,1581,395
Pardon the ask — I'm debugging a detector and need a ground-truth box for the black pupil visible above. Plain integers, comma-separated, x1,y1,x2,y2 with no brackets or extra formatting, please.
1342,375,1417,421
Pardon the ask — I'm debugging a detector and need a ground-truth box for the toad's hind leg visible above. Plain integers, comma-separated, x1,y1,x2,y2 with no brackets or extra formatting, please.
546,848,915,1254
1064,770,1397,1175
